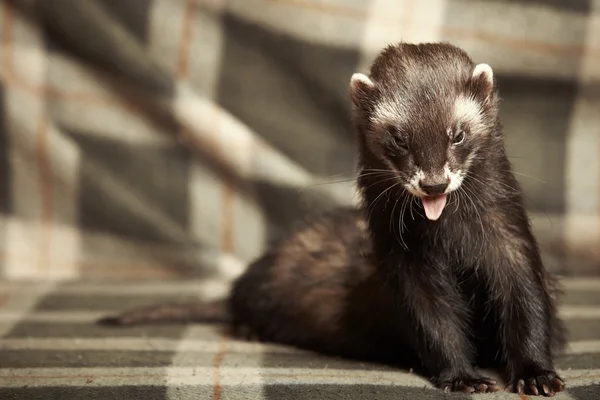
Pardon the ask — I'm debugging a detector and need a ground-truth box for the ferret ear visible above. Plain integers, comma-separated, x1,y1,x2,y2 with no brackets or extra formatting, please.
349,73,376,107
470,63,495,102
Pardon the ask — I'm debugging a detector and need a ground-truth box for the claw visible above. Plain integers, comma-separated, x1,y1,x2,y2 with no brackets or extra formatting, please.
516,379,525,394
507,372,565,397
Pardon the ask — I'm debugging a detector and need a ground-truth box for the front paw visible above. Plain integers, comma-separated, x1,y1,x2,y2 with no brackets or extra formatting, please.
436,376,501,393
506,371,565,397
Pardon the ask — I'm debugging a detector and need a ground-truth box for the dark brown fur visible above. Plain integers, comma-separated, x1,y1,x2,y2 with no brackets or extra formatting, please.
101,42,567,396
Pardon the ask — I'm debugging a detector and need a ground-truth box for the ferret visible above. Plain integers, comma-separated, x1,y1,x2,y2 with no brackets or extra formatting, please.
100,42,567,396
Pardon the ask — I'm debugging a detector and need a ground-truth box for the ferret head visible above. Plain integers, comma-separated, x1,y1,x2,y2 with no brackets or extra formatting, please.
349,42,500,221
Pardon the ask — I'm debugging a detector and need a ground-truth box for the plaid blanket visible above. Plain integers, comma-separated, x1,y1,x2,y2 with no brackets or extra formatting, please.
0,278,599,399
1,0,600,398
0,0,599,282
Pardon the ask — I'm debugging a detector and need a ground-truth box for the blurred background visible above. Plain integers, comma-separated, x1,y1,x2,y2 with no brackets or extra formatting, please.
0,0,598,288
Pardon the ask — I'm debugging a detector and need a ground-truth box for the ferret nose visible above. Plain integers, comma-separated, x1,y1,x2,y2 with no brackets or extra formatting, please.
419,181,449,196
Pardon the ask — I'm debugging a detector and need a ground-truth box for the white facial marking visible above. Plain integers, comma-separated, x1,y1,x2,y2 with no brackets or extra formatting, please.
472,63,494,84
405,168,426,197
454,95,481,122
445,162,465,192
454,95,484,132
371,99,405,125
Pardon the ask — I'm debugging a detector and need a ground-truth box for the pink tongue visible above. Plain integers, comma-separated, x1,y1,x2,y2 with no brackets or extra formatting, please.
421,195,447,221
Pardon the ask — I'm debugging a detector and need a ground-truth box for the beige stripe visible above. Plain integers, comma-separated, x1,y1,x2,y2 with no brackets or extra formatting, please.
0,337,303,354
227,0,366,49
357,0,449,72
0,278,228,296
357,0,447,72
171,85,351,207
446,0,588,80
561,278,600,291
560,306,600,319
566,340,600,355
0,283,57,337
2,277,598,295
4,119,82,280
0,366,597,389
0,310,124,323
0,366,433,388
3,336,600,357
565,3,600,276
0,306,596,323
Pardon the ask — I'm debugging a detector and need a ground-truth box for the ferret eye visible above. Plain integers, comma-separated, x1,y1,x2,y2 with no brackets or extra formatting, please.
452,130,465,145
391,136,409,152
388,126,408,152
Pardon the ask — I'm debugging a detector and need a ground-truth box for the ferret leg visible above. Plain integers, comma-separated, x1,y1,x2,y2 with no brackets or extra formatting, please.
395,265,500,393
486,250,565,397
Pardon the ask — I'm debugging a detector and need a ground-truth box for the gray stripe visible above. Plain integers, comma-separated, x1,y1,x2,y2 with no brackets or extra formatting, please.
32,290,600,311
562,290,600,306
263,384,471,400
3,322,190,339
567,320,600,342
569,384,600,400
262,351,398,371
470,0,591,13
34,294,197,312
38,0,173,95
0,349,396,370
556,353,600,370
0,386,169,400
0,349,216,369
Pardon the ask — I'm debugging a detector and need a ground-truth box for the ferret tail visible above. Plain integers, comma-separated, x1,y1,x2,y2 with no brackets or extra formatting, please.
97,299,230,326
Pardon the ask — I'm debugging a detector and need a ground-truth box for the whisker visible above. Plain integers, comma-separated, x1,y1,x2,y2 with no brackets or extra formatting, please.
358,177,404,203
411,196,424,219
508,171,547,185
366,181,404,218
398,192,410,250
297,171,396,193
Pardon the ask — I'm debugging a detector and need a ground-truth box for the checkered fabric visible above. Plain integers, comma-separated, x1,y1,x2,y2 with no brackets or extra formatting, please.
0,278,599,399
0,0,599,282
1,0,600,398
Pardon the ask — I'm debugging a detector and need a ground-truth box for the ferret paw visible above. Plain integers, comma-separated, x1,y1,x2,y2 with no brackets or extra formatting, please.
505,371,565,397
437,376,501,393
